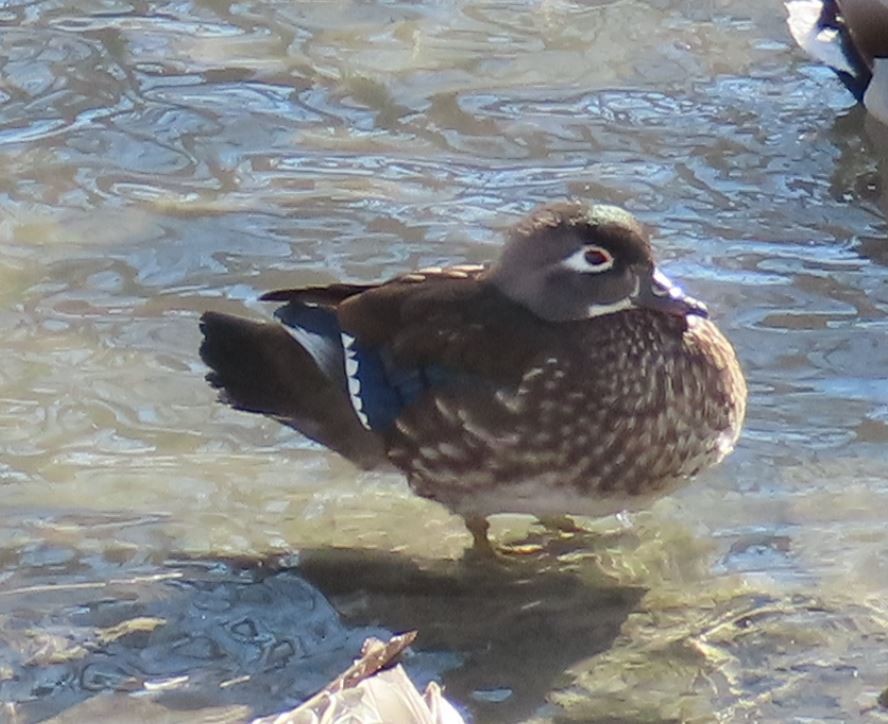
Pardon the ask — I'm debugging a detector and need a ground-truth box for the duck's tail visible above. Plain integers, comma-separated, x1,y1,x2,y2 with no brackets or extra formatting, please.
199,311,386,469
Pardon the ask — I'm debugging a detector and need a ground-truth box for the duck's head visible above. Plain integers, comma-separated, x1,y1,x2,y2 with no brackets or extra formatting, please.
489,201,708,323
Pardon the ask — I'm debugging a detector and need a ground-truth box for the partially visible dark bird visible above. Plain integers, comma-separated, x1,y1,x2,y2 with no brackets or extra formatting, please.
200,202,747,554
786,0,888,124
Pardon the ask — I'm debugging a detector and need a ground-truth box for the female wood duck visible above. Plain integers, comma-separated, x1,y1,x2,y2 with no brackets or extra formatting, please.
786,0,888,124
200,202,747,554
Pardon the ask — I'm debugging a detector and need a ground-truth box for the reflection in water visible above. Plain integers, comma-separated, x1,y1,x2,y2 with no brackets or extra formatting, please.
297,547,644,723
827,111,888,225
0,541,421,721
2,0,888,722
0,519,641,723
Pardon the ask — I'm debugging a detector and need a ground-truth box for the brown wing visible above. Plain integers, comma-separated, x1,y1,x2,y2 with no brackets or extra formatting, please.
335,269,561,388
260,283,373,307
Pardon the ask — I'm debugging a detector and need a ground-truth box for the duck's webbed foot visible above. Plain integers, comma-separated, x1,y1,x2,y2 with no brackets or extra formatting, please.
462,516,545,562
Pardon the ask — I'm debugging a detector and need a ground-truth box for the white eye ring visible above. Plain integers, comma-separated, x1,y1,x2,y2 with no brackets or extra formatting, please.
560,245,614,273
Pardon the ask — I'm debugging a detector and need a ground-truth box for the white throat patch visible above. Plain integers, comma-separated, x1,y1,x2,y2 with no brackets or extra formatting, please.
586,297,635,318
586,277,639,319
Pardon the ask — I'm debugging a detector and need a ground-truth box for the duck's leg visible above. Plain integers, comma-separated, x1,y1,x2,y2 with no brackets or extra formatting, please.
463,515,544,558
464,515,496,558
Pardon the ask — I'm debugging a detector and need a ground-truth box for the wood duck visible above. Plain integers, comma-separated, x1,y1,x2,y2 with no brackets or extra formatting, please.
200,202,747,554
786,0,888,124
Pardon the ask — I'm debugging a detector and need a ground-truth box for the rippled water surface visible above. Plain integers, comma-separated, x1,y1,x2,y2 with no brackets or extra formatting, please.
2,1,888,722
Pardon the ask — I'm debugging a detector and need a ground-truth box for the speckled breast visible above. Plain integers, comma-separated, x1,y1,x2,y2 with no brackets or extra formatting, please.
384,310,747,518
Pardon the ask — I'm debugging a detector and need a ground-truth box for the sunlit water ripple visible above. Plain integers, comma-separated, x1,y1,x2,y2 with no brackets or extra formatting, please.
1,1,888,722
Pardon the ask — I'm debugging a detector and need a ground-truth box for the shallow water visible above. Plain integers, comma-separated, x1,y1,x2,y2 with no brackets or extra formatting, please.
2,0,888,722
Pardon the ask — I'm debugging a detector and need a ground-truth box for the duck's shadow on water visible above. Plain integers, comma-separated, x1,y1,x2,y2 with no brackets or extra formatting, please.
295,546,645,722
1,534,644,723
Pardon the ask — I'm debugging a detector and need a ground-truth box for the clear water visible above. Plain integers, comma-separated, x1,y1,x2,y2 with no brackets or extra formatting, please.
2,1,888,722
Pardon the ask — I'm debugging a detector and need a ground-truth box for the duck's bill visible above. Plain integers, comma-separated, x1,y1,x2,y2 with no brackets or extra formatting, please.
636,269,709,318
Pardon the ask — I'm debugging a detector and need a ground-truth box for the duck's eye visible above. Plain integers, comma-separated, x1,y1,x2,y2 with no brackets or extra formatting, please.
584,247,612,267
560,245,615,273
